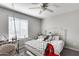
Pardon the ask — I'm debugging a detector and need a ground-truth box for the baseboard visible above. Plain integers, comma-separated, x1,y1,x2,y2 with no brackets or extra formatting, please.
65,46,79,52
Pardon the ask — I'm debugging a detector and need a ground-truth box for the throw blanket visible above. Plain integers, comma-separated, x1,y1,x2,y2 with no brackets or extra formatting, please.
44,43,59,56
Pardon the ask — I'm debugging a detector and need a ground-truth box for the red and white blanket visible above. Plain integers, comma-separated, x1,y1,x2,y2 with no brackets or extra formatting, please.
44,43,59,56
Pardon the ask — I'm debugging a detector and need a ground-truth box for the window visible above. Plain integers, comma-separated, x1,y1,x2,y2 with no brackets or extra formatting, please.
9,16,28,40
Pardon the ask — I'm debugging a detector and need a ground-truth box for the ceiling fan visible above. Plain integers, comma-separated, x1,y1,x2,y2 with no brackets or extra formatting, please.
29,3,60,14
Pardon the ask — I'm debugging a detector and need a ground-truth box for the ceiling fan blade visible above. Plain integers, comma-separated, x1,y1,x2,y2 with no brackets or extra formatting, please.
46,8,53,12
47,4,61,8
29,7,40,9
31,3,39,4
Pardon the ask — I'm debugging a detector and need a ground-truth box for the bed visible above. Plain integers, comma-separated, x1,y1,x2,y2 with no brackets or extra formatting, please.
25,39,64,56
24,28,66,56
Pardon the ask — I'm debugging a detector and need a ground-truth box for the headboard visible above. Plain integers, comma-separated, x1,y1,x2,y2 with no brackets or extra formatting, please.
43,27,67,42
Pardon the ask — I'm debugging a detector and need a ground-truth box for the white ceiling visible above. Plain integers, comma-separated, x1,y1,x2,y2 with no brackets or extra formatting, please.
0,3,79,19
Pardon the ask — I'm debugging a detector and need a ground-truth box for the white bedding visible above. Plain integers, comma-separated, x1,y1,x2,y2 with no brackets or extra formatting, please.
25,40,64,55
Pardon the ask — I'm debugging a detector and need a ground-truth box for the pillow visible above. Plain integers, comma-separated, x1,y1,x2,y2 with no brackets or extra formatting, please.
47,35,53,41
44,35,53,42
37,35,44,41
38,35,44,39
43,35,49,41
53,36,59,40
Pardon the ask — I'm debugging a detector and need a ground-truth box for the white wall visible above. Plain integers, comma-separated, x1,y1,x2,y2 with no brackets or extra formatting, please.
0,7,41,48
42,10,79,51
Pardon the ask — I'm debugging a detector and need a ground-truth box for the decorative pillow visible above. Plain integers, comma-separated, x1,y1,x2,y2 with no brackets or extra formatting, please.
47,35,53,41
43,35,49,41
53,36,59,40
43,35,53,42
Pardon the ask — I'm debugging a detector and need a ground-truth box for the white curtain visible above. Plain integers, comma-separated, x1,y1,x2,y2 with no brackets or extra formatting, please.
9,16,28,40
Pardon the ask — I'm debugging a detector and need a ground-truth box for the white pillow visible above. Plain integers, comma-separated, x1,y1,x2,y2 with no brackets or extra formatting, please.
37,38,44,41
53,36,59,40
37,36,44,41
38,36,43,39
